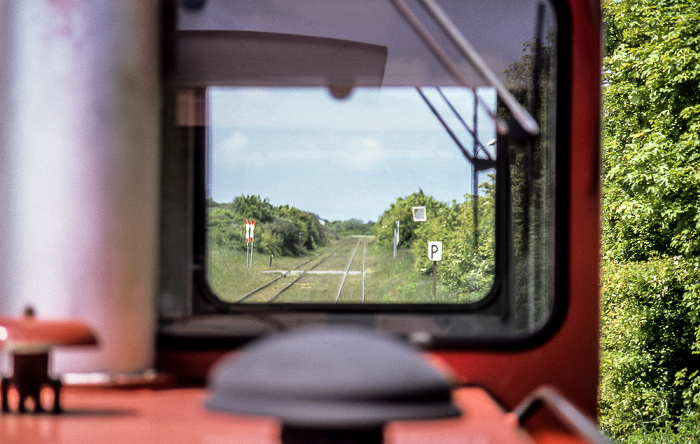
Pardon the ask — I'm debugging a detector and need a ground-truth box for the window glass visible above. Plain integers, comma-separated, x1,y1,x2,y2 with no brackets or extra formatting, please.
172,0,559,337
206,85,496,304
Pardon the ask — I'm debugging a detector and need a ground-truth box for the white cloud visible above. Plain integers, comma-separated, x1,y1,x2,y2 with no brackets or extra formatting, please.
217,131,250,165
343,138,383,171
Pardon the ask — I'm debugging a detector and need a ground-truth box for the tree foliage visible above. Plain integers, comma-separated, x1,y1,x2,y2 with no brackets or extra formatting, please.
374,190,448,248
600,259,700,439
207,196,330,257
600,0,700,440
326,219,374,237
374,187,496,302
231,195,275,223
411,187,495,302
603,0,700,261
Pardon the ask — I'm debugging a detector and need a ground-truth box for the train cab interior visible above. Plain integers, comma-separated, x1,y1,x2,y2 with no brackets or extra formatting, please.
0,0,604,442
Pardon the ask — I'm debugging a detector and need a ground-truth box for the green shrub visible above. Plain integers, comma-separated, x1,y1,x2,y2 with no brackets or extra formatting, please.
599,258,700,439
374,190,448,248
207,197,331,257
411,193,495,302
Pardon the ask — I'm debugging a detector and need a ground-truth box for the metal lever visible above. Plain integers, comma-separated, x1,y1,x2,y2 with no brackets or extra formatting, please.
505,386,613,444
390,0,540,136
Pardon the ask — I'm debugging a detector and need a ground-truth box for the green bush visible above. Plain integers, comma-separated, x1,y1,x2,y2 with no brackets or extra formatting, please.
374,190,448,248
207,196,331,257
411,193,495,302
602,0,700,261
600,0,700,438
599,258,700,440
374,185,496,302
326,219,374,237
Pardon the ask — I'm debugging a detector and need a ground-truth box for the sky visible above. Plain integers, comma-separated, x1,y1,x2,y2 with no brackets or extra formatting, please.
208,86,497,222
186,0,554,221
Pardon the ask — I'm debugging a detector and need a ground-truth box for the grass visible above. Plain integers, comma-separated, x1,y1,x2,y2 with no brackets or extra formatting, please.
208,236,464,304
619,430,700,444
207,243,334,301
362,242,460,303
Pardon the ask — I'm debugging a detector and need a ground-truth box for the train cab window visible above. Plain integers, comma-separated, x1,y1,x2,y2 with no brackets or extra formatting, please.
160,0,566,346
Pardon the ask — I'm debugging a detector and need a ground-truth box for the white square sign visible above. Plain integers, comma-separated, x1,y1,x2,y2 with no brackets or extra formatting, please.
428,241,442,261
412,206,427,222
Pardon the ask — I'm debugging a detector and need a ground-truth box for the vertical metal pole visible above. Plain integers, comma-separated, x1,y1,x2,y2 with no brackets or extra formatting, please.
393,220,400,259
0,2,161,373
473,88,479,251
362,240,366,303
432,262,437,301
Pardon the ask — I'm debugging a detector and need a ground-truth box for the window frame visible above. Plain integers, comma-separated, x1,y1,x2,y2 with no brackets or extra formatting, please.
157,0,572,351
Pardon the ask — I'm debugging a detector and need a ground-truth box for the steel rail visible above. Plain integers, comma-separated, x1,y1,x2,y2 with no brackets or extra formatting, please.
361,239,366,303
233,240,348,303
334,239,362,303
265,239,354,303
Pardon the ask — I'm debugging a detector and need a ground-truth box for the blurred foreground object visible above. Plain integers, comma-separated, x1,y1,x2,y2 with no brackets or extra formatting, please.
0,308,97,413
207,326,459,443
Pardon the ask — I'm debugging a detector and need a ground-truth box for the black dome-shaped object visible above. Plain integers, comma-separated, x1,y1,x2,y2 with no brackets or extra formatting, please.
206,326,460,429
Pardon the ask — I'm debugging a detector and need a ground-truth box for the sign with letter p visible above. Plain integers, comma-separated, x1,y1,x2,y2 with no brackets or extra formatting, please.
428,241,442,261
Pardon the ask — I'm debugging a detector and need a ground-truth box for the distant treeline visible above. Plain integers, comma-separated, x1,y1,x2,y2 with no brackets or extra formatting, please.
208,189,496,302
207,195,373,257
208,190,496,303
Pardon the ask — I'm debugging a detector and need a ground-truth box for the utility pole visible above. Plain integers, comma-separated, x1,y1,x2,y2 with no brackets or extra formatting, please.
245,219,256,269
428,242,442,301
393,221,400,259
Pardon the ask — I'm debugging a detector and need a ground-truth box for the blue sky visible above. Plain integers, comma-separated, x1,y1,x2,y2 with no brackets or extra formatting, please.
208,86,496,222
182,0,554,222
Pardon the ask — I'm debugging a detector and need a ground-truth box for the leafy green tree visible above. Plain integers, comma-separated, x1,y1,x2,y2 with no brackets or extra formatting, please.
603,0,700,261
231,195,276,223
327,219,374,237
412,186,495,302
600,259,700,438
600,0,700,440
265,216,299,256
255,226,283,257
374,190,447,248
276,205,328,253
374,187,496,302
207,196,330,257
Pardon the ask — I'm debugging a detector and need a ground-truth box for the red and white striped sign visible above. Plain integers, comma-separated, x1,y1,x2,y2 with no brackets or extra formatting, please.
245,219,256,244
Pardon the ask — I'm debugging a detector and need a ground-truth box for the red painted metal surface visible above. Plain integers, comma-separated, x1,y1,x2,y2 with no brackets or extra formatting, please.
156,0,602,432
0,316,97,352
429,0,602,419
0,0,602,438
0,386,541,443
1,312,99,413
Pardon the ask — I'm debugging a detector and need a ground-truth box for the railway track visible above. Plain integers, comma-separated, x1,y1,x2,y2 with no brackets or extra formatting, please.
233,237,370,304
334,238,366,303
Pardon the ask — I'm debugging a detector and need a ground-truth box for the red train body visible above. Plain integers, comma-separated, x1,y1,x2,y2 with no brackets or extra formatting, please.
0,0,602,442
